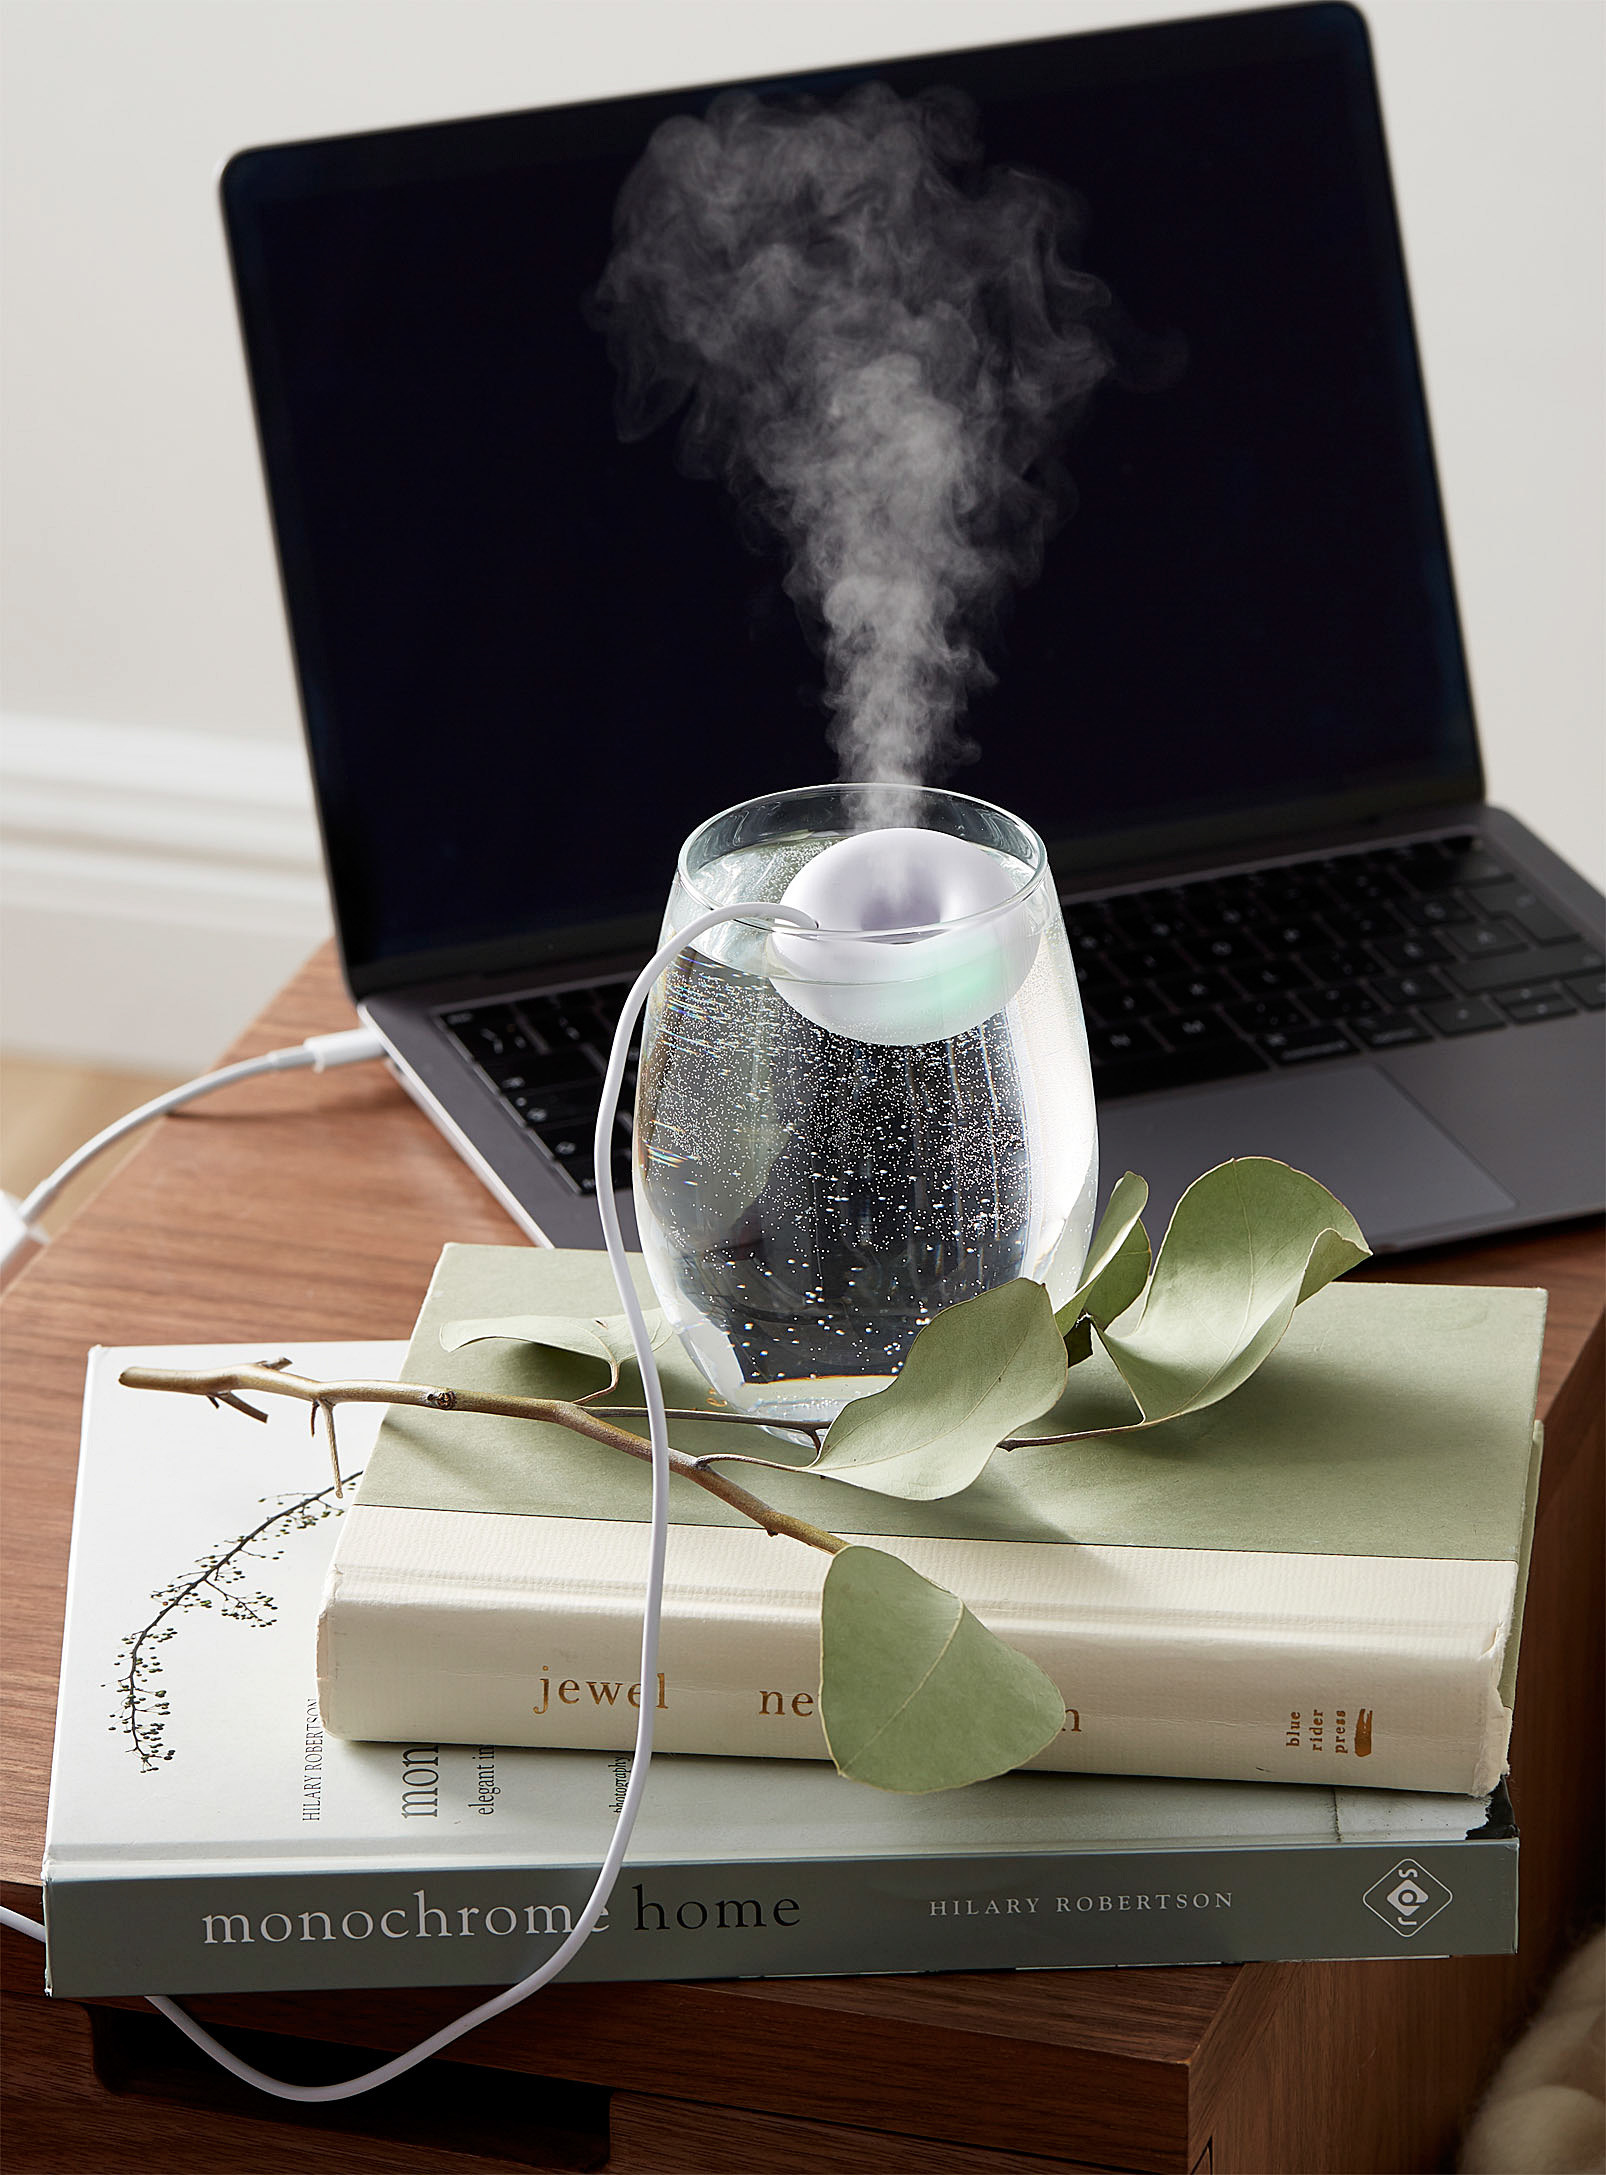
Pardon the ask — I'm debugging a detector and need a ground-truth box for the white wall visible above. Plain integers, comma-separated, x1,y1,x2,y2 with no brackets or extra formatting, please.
3,0,1601,1070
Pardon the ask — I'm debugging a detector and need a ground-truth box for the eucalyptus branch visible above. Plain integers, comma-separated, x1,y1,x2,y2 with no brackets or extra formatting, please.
593,1405,827,1450
602,1407,1081,1455
118,1363,847,1560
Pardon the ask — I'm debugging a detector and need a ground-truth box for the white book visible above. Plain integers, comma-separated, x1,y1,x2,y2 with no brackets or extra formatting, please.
316,1249,1547,1796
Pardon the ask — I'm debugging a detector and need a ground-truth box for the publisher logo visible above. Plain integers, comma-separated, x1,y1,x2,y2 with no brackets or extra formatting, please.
1362,1860,1453,1939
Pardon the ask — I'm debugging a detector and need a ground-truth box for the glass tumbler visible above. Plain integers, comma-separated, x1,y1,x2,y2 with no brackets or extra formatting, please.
633,784,1098,1422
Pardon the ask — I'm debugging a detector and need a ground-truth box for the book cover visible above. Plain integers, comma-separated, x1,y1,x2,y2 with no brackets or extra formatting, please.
43,1345,1514,1998
319,1250,1547,1795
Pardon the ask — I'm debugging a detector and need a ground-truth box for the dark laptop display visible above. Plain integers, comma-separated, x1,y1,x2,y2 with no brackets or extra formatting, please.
221,2,1602,1250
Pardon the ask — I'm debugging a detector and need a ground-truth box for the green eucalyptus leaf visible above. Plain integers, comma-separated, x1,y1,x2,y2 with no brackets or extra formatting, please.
438,1310,671,1377
1055,1171,1151,1351
812,1280,1067,1500
819,1546,1066,1792
1095,1157,1369,1426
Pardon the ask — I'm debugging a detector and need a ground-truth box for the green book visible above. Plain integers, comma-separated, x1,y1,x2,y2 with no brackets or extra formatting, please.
317,1249,1547,1797
43,1343,1515,1999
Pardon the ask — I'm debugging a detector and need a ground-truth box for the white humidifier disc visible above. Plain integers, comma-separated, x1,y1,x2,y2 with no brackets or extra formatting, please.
769,827,1036,1046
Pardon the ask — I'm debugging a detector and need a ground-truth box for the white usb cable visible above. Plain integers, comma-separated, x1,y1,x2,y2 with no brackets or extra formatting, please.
1,1027,388,1275
2,901,813,2105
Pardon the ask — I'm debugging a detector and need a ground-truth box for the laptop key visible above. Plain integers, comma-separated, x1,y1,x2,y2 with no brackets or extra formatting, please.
1186,901,1257,936
1086,986,1157,1027
1231,959,1311,997
444,1006,529,1060
1067,924,1121,968
1256,868,1333,913
1224,998,1311,1037
1302,981,1374,1022
1318,858,1406,903
1105,940,1191,982
1497,985,1577,1024
495,1048,598,1092
1564,972,1606,1010
1091,1038,1267,1100
525,996,589,1047
1470,883,1580,946
1151,967,1234,1009
1257,1025,1356,1065
1396,892,1475,928
1395,844,1481,893
447,1025,563,1084
1187,930,1268,967
1370,932,1453,971
505,1087,598,1128
1511,901,1580,946
1154,1013,1242,1052
1450,938,1604,995
1322,903,1405,945
1348,1011,1430,1049
1128,911,1192,945
1303,945,1375,985
1436,840,1513,889
1255,918,1327,953
1088,1023,1167,1065
1387,839,1455,878
1448,920,1528,961
1421,995,1506,1036
442,1007,493,1034
474,1041,549,1086
1369,969,1451,1009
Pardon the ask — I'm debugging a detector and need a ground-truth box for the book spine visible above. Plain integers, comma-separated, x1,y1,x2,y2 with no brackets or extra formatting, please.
44,1833,1516,2000
319,1521,1517,1796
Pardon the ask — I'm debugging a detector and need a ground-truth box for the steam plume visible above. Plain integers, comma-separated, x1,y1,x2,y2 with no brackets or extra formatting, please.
592,84,1116,807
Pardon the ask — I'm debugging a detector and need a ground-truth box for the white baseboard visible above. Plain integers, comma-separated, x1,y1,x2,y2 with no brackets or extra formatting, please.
1,713,336,1074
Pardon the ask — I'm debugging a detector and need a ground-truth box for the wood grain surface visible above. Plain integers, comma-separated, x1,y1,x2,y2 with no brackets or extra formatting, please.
3,944,1601,2175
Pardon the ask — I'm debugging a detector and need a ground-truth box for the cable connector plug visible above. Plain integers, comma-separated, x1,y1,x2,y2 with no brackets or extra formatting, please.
302,1027,387,1071
0,1191,47,1284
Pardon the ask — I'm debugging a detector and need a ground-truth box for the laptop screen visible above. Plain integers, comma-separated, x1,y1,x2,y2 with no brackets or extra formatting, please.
223,2,1480,993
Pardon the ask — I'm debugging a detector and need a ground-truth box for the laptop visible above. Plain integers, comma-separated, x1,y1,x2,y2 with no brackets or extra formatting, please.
220,1,1603,1255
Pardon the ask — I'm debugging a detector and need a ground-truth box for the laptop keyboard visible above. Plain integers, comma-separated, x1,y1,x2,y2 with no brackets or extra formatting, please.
1065,835,1602,1100
441,983,636,1198
438,834,1602,1196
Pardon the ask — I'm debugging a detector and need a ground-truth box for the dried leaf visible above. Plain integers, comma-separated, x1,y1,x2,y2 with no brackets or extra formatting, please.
1055,1171,1151,1354
811,1281,1067,1501
439,1310,672,1386
819,1546,1065,1792
1094,1157,1369,1427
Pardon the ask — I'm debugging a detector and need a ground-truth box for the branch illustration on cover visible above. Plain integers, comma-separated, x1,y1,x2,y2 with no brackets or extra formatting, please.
111,1470,361,1770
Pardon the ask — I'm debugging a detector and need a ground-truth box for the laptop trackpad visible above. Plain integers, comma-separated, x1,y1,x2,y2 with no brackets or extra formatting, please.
1099,1064,1515,1244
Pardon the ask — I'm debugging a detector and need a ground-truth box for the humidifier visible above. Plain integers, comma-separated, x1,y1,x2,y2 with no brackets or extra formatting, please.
630,783,1098,1422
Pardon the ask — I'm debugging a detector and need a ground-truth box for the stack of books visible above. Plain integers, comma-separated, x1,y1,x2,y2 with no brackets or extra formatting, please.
43,1241,1546,1998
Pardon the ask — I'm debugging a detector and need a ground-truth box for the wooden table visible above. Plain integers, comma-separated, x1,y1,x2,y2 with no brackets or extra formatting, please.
4,947,1601,2174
